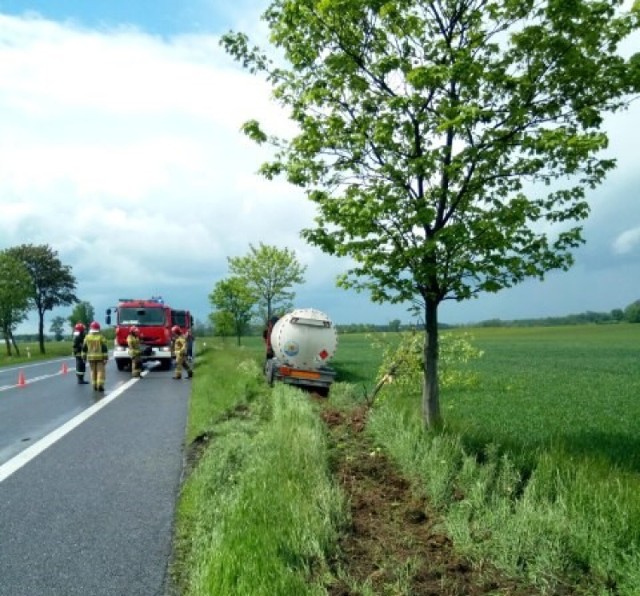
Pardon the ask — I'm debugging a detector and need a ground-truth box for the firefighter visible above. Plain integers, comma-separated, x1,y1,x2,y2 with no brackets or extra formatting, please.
72,322,89,384
82,321,109,392
127,326,143,378
171,325,193,380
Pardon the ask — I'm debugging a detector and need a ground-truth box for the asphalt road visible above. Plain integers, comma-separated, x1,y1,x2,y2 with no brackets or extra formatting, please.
0,357,190,596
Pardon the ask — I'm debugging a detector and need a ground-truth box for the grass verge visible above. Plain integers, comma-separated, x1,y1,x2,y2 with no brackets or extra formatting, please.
171,327,640,595
170,339,346,596
0,340,73,365
368,402,640,594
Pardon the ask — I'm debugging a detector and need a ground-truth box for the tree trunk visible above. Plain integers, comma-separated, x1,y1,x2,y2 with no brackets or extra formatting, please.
10,332,20,356
38,310,46,354
3,333,12,357
422,297,442,430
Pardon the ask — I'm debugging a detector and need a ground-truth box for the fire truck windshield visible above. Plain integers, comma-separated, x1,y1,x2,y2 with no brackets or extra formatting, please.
118,307,166,326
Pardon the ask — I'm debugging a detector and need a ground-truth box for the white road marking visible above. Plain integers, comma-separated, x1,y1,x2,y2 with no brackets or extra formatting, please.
0,368,78,392
0,352,130,392
0,370,149,484
0,357,73,374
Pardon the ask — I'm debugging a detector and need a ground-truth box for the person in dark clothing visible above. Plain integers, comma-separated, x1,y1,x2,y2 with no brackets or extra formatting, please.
263,315,280,361
72,322,89,384
186,330,194,361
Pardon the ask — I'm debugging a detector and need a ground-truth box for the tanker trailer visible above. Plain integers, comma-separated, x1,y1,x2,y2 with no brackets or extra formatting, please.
265,308,338,396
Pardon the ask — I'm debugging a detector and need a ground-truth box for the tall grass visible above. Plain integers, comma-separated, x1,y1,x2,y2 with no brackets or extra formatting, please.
183,339,266,444
0,340,73,365
443,325,640,473
172,338,345,596
174,326,640,594
363,324,640,594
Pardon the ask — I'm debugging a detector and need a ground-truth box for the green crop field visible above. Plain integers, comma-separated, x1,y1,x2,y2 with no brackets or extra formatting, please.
331,324,640,593
334,324,640,471
441,324,640,473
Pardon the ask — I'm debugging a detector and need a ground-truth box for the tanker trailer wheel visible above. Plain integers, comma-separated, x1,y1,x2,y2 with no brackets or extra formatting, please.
315,385,330,398
265,359,276,386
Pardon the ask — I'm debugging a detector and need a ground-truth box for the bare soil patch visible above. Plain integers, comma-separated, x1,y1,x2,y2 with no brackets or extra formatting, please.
320,404,540,595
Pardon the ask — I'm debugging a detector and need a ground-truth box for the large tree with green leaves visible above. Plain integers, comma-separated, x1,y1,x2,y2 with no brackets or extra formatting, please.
228,243,307,323
223,0,640,428
0,251,32,356
6,244,78,354
209,277,257,345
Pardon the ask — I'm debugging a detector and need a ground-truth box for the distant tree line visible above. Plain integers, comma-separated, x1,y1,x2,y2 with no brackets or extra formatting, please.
470,303,640,328
307,303,640,333
336,320,455,334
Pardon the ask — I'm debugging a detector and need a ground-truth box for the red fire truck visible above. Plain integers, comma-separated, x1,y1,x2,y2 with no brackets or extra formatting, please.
106,297,181,371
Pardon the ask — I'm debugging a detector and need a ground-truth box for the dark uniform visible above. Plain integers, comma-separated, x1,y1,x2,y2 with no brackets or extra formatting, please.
72,323,89,384
263,315,280,360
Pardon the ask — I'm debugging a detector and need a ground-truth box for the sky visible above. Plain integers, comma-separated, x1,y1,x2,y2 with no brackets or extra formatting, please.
1,1,639,334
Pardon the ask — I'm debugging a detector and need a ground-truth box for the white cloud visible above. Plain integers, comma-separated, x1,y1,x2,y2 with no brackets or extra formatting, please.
613,227,640,255
0,12,337,330
1,7,640,333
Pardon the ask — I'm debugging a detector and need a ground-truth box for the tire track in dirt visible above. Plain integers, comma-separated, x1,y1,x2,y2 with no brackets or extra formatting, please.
320,405,540,596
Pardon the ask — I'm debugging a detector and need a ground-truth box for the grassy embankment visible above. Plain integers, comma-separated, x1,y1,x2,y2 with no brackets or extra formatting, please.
173,325,640,594
170,338,345,595
0,340,73,366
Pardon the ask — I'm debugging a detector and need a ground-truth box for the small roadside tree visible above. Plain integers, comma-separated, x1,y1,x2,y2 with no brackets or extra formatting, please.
223,0,640,428
68,301,95,330
49,316,66,341
228,243,306,324
6,244,78,354
209,277,257,345
210,310,236,343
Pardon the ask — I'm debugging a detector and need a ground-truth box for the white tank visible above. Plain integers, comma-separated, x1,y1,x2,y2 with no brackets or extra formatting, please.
270,308,338,370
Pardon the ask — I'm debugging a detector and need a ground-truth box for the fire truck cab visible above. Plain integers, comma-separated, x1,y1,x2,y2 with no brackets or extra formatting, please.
106,297,175,371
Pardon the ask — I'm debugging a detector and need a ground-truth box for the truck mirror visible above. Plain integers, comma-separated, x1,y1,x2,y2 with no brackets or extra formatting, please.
106,314,111,325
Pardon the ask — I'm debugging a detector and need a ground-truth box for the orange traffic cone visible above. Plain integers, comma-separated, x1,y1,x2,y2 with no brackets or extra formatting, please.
61,362,68,374
18,370,26,387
